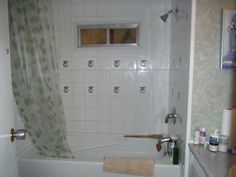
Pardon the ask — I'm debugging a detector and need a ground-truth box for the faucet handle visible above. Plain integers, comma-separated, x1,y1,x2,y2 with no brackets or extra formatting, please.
165,107,181,124
173,113,181,124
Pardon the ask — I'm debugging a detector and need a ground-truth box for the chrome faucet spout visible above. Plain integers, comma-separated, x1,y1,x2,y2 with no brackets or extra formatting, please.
158,137,172,144
156,136,178,156
156,136,173,152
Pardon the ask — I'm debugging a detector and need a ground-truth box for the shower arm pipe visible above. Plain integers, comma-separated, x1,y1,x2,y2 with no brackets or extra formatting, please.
167,7,179,15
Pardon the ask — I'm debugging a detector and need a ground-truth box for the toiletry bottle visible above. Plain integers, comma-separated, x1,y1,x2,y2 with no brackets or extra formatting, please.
173,141,179,165
219,135,229,152
199,128,206,145
209,129,219,152
194,128,200,145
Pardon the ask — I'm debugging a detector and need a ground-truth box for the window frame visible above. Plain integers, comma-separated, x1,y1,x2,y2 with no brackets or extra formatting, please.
76,23,140,48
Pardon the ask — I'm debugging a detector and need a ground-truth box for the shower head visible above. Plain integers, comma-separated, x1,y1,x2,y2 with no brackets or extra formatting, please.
160,13,169,22
160,7,179,22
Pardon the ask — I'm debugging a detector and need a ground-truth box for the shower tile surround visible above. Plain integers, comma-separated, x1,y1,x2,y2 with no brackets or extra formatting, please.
168,0,192,176
52,0,172,136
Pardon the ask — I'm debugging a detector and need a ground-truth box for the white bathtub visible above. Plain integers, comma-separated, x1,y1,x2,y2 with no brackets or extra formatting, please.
18,138,180,177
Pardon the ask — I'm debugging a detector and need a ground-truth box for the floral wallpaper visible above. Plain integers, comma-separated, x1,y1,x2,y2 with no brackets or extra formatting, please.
191,0,236,137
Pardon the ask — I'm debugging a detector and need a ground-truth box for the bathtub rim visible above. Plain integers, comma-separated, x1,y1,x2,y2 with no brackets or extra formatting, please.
18,146,180,168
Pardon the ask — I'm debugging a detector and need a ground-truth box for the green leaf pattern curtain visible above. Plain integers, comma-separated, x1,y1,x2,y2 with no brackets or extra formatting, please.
8,0,73,158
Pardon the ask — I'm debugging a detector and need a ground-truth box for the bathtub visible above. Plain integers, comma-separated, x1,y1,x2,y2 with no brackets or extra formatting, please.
18,138,180,177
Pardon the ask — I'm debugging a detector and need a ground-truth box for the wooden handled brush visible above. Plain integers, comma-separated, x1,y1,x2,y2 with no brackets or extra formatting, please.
123,134,163,139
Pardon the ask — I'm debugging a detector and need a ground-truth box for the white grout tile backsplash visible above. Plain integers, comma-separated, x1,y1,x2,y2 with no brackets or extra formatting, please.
53,0,171,135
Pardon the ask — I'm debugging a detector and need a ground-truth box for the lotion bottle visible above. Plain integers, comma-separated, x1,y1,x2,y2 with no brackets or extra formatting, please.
194,128,200,145
209,129,219,152
199,127,206,145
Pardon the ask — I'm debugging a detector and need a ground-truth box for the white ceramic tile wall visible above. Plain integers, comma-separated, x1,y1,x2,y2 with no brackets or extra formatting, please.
168,0,192,176
53,0,171,137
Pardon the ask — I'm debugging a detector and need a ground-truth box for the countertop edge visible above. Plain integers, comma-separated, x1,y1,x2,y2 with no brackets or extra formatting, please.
189,144,210,177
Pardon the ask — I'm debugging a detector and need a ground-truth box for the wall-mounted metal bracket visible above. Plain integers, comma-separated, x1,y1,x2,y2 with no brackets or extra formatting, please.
10,128,27,142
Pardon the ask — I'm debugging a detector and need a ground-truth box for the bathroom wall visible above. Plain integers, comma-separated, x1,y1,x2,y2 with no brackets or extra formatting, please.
52,0,172,150
169,0,192,176
191,0,236,138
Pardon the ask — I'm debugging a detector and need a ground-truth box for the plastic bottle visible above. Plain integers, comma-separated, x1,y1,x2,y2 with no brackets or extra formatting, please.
199,128,206,145
219,135,229,152
194,128,200,145
209,129,219,152
172,141,179,165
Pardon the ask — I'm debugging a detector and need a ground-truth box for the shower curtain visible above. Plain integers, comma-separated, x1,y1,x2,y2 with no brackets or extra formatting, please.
8,0,73,158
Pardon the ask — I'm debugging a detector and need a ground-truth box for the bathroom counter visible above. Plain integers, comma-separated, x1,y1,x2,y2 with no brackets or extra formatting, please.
189,144,236,177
